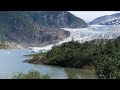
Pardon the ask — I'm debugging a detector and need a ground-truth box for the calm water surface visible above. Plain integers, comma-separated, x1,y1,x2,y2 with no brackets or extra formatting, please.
0,49,96,79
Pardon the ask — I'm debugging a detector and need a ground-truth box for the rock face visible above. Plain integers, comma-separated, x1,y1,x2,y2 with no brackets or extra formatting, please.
0,11,88,48
20,28,70,47
0,42,11,49
90,13,120,25
24,11,88,28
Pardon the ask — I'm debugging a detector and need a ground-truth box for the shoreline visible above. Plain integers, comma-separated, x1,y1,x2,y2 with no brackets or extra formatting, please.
24,55,95,71
24,58,95,71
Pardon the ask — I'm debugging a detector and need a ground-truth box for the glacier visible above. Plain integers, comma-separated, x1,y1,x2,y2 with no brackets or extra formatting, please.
29,25,120,52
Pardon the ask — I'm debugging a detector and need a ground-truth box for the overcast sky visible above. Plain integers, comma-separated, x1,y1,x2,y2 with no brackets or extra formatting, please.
69,11,120,22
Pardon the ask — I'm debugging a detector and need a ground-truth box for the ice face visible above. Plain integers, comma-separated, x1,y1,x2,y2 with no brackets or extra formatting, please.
61,25,120,43
30,25,120,51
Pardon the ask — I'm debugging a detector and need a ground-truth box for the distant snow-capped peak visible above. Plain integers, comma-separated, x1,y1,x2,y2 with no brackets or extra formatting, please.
90,13,120,25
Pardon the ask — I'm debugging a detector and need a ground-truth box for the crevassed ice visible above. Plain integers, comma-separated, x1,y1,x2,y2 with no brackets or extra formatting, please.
30,25,120,51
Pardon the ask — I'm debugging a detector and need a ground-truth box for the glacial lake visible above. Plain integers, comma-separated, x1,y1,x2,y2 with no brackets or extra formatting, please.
0,49,96,79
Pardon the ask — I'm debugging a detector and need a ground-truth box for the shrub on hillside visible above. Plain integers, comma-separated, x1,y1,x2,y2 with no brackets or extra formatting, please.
46,40,97,68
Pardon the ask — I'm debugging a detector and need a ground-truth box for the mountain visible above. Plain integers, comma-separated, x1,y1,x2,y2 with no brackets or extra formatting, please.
0,11,88,48
24,11,88,28
90,13,120,25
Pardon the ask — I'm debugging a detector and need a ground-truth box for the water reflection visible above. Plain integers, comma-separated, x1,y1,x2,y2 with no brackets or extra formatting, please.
65,68,96,79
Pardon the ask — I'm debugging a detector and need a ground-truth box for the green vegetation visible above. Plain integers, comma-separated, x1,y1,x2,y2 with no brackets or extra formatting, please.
47,39,120,79
93,40,120,79
46,40,96,68
24,52,47,64
12,69,94,79
25,37,120,79
12,70,51,79
0,41,10,49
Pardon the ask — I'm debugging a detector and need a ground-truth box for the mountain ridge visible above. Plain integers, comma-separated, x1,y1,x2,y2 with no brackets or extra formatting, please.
89,13,120,25
0,11,88,48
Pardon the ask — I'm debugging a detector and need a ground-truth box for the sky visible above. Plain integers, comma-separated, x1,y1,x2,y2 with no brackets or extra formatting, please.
69,11,120,22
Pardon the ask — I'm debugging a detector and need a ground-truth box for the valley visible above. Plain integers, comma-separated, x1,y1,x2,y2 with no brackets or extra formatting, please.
0,11,120,79
0,25,120,79
0,11,87,48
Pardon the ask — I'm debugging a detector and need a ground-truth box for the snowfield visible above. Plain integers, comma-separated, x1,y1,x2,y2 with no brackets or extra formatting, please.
29,25,120,52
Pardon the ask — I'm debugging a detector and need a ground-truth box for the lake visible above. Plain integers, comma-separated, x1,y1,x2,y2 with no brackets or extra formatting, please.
0,49,96,79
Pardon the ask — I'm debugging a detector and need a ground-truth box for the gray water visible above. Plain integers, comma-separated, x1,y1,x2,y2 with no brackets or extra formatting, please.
0,49,96,79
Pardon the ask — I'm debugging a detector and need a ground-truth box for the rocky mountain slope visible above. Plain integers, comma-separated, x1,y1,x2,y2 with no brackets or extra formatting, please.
89,13,120,25
0,11,88,48
24,11,88,28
